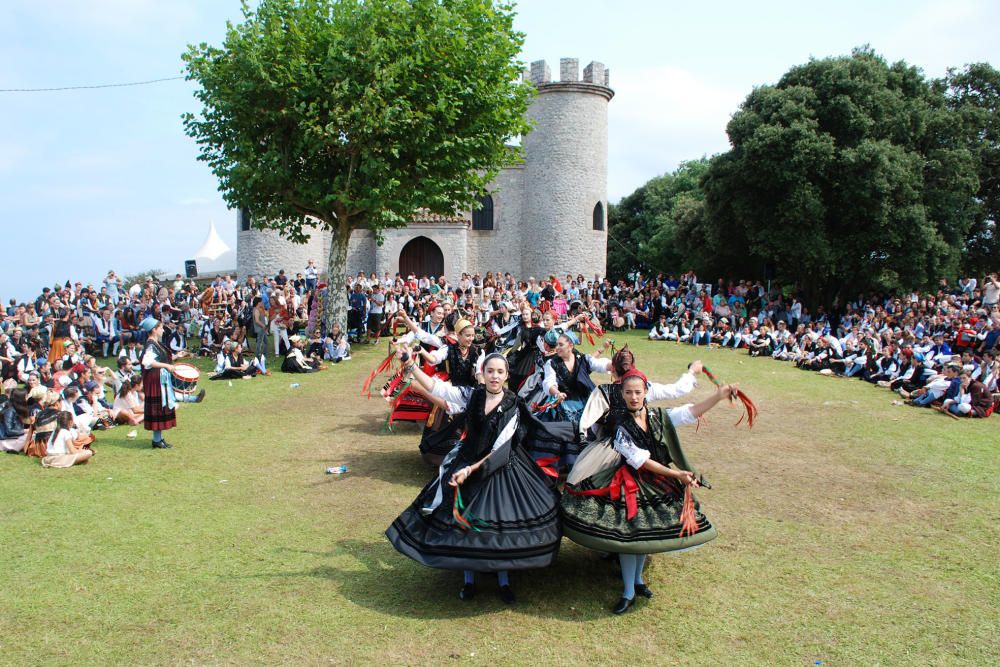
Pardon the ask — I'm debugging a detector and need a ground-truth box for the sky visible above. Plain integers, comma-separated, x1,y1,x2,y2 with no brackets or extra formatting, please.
1,0,998,301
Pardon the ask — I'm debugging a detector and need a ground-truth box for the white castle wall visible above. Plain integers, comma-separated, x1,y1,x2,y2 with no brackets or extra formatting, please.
237,224,331,280
522,58,611,282
468,164,526,278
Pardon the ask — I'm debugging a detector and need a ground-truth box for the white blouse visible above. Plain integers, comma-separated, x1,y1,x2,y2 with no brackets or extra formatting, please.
541,355,612,395
613,406,697,469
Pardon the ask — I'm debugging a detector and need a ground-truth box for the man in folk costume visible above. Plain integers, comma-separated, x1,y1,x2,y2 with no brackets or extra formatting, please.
91,307,120,358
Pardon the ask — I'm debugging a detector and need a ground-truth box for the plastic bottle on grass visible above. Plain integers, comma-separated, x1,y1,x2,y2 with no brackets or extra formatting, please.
289,383,300,389
325,465,348,475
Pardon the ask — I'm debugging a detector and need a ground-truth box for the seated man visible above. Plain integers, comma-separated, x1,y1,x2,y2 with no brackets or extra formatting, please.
91,308,120,357
910,362,961,407
647,314,671,341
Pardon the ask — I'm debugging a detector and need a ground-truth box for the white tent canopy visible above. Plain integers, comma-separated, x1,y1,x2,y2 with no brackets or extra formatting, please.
190,221,236,276
194,221,232,261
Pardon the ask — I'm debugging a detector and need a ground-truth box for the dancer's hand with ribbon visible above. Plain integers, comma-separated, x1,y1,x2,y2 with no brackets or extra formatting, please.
676,470,700,488
449,465,473,487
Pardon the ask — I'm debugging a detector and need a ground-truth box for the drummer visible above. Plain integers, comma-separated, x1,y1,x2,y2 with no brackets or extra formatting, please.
139,317,205,450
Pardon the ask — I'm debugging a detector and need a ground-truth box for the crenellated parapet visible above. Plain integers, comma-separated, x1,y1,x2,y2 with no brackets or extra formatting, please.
527,58,614,101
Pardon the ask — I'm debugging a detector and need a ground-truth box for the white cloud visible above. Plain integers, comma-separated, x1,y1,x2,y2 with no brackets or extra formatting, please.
607,65,744,200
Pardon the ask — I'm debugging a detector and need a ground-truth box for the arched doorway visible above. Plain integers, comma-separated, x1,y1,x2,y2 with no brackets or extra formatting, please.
399,236,444,279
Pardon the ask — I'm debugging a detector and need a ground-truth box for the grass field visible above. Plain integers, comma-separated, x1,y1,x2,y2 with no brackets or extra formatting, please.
1,332,997,666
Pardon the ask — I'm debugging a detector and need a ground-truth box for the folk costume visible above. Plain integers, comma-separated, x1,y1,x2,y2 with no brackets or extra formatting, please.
562,365,721,613
139,317,203,449
526,332,611,468
578,369,699,441
141,336,176,434
383,316,449,426
562,403,716,554
418,325,484,466
386,375,561,585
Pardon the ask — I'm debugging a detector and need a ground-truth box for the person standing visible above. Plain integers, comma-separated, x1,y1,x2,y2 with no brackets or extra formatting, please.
140,317,203,450
252,297,270,375
304,259,319,292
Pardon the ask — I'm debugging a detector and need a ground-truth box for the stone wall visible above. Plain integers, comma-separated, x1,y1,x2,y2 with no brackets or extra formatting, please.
236,223,331,281
522,60,611,282
467,164,525,278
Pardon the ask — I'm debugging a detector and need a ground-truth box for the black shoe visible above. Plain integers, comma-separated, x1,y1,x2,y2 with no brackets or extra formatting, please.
612,596,634,615
459,583,476,601
635,584,654,599
194,389,206,403
498,585,515,604
151,440,172,449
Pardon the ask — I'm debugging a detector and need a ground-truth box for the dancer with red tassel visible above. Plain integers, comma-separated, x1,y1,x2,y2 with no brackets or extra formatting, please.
561,367,736,614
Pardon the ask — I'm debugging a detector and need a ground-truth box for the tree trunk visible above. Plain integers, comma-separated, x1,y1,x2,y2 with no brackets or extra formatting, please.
324,220,352,335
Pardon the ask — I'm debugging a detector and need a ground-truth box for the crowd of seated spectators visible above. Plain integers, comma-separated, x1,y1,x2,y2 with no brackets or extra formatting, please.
642,272,1000,418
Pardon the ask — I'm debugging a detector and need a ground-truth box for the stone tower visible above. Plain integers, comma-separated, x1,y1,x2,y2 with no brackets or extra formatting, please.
521,58,613,282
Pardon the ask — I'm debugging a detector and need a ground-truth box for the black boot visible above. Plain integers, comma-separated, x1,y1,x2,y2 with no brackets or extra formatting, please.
194,389,206,403
612,596,634,615
635,584,654,599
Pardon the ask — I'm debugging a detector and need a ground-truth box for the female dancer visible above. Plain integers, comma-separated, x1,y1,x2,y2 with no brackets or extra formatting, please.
525,330,611,469
562,368,732,614
140,317,204,450
386,351,561,603
577,346,703,441
410,318,484,465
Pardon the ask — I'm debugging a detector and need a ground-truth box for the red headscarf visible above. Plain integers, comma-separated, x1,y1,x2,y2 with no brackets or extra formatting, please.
620,367,648,386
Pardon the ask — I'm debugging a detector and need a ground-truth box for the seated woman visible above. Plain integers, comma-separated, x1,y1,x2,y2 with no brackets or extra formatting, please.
111,376,144,425
323,323,351,362
0,388,29,453
281,335,323,373
41,410,94,468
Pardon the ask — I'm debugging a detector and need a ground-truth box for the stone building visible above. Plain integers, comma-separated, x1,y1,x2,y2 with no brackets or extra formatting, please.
236,57,613,284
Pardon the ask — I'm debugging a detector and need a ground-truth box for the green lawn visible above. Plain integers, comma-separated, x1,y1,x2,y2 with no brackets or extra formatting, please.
1,333,997,666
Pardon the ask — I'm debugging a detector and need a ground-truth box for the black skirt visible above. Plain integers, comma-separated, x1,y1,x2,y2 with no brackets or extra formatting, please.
386,445,561,572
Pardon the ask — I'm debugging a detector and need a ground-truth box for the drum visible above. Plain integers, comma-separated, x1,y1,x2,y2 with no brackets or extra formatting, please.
171,363,201,395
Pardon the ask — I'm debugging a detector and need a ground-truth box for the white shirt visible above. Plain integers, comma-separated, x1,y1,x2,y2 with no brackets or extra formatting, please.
613,406,697,469
541,355,612,395
47,428,78,457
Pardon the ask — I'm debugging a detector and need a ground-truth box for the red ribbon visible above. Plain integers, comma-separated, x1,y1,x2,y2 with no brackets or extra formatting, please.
534,456,560,478
361,352,395,399
567,467,640,520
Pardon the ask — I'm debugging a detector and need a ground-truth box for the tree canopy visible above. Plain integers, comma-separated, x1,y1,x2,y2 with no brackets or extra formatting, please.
694,47,979,306
607,158,708,280
610,48,1000,309
946,62,1000,275
182,0,532,328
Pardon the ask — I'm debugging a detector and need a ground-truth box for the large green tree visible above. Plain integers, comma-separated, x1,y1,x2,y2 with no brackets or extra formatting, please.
945,62,1000,275
183,0,532,329
693,48,978,307
607,158,709,280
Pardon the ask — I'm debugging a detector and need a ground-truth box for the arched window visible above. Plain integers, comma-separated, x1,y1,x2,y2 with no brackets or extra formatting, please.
472,194,494,231
238,207,252,232
592,201,605,231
